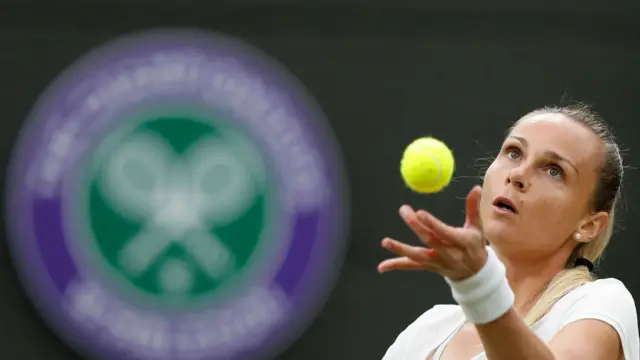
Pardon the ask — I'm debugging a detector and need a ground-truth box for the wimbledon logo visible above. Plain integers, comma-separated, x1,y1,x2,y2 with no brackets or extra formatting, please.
6,30,348,360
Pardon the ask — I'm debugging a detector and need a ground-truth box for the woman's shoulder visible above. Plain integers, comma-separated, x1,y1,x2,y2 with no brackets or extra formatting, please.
402,304,465,330
394,304,465,340
382,305,465,360
583,277,631,291
550,277,638,331
564,278,635,306
550,278,639,360
419,304,463,321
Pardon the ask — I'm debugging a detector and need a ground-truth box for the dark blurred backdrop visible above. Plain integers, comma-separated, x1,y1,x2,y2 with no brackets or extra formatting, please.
1,1,639,359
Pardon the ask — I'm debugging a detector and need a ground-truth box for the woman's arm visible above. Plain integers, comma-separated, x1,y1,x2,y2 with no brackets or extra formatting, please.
476,310,621,360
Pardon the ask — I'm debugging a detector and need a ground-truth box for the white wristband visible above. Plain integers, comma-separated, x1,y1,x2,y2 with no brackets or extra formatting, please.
445,246,515,325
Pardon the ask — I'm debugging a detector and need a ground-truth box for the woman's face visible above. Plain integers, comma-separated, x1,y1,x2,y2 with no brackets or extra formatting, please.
480,113,606,260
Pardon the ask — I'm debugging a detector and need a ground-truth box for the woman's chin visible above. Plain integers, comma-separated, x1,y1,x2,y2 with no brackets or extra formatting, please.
483,221,519,245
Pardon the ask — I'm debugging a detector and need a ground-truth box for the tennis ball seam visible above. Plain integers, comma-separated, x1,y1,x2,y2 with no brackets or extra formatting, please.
421,149,443,183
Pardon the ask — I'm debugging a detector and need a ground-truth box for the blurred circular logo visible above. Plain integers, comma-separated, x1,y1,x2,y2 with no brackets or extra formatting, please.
6,29,348,360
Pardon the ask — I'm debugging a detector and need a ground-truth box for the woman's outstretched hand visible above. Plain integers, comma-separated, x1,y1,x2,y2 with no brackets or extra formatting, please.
378,186,488,281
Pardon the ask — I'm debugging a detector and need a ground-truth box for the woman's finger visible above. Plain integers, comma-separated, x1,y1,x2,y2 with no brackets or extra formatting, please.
381,238,437,262
464,186,483,230
400,206,443,248
378,257,436,273
417,211,460,245
415,210,450,246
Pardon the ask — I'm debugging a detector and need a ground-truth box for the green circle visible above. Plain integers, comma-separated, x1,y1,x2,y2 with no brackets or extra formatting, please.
87,116,267,298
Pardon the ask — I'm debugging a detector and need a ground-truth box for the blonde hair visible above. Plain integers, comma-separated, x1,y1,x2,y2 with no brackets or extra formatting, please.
508,103,624,327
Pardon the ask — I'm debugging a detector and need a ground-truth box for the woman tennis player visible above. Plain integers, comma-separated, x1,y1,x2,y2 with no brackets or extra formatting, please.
379,104,639,360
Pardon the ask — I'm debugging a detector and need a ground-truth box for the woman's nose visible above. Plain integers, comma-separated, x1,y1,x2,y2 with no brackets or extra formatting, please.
506,166,529,191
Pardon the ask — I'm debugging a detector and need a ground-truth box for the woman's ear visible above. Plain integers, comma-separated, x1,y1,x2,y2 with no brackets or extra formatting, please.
575,211,609,242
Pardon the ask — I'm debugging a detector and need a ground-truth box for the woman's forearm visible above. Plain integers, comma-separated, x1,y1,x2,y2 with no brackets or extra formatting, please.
476,309,555,360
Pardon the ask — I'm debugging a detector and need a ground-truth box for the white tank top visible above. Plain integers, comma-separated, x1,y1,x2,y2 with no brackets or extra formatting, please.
382,278,639,360
430,320,467,360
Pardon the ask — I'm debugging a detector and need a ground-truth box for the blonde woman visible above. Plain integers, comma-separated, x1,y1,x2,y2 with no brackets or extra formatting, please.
379,104,638,360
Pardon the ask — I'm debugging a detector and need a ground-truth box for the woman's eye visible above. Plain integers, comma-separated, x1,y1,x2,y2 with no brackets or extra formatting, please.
506,148,521,159
547,166,563,179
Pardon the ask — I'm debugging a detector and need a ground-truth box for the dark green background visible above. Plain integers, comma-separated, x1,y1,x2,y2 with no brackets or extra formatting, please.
1,1,639,359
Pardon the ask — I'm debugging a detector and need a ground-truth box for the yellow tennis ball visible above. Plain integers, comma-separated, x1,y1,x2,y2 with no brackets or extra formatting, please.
400,137,455,193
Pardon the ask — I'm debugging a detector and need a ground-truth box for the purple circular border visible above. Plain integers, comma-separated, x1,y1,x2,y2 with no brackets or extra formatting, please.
5,29,349,360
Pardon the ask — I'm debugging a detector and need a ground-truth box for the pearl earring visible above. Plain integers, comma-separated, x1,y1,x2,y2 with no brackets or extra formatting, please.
574,233,582,240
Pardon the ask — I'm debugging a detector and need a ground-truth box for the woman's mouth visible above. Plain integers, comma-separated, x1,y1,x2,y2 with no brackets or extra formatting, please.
492,196,518,215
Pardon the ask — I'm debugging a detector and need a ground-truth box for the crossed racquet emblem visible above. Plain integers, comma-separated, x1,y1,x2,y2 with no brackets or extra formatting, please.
97,131,263,283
